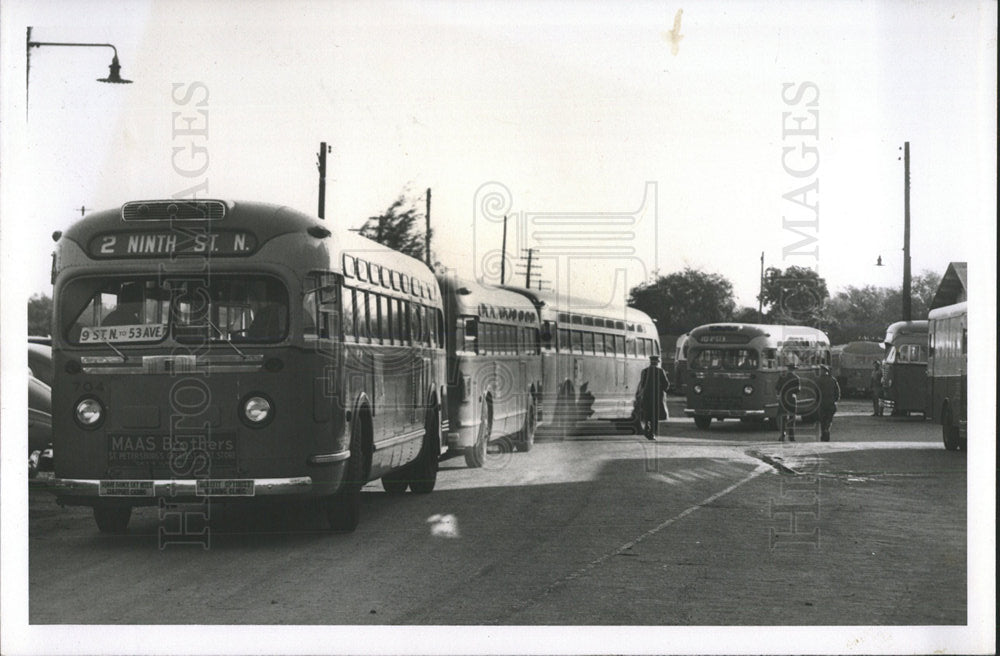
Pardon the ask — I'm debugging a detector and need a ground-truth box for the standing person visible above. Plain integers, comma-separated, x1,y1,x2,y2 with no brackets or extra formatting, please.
637,355,670,440
816,364,841,442
870,359,884,416
775,362,800,442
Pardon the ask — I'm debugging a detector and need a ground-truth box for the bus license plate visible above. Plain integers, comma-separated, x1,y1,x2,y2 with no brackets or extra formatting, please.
195,479,254,497
99,480,154,497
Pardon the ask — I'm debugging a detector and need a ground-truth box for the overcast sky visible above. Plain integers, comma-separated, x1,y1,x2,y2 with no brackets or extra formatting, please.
3,0,995,312
1,2,996,652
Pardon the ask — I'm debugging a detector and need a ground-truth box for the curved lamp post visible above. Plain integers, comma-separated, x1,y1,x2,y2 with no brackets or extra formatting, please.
26,27,133,116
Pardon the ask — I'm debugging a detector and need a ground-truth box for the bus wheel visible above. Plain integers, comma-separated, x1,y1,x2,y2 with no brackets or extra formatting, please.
464,398,490,468
409,409,441,494
381,469,409,494
517,402,537,452
93,506,131,534
941,408,960,451
328,412,370,532
694,416,711,430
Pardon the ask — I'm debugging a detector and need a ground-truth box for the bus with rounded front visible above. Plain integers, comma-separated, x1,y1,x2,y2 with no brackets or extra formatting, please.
684,323,831,430
927,303,966,450
672,332,690,395
502,287,659,433
47,199,447,533
830,341,884,397
437,276,542,467
881,320,927,417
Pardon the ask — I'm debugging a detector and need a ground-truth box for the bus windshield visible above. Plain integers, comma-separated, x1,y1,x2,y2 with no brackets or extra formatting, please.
690,348,759,370
62,275,289,345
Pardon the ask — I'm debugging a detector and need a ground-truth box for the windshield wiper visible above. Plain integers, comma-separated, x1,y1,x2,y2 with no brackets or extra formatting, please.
206,318,248,359
102,339,127,361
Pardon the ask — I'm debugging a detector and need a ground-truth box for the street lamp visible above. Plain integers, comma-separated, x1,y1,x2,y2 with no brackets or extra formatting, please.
26,27,133,115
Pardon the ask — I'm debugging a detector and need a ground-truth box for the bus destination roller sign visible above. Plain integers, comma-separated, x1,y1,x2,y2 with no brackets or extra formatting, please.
697,334,751,344
88,230,257,258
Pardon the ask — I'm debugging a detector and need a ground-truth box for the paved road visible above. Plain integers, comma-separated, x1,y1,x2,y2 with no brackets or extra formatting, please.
28,400,965,628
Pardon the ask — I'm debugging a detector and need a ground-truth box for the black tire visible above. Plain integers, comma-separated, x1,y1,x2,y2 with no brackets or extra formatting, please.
517,402,537,452
327,410,370,532
381,468,409,494
464,397,490,468
94,506,131,534
409,409,440,494
941,408,960,451
694,415,712,430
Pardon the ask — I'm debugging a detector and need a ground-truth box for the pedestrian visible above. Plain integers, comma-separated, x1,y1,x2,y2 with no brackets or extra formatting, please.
870,359,884,416
775,362,800,442
816,364,841,442
636,355,670,440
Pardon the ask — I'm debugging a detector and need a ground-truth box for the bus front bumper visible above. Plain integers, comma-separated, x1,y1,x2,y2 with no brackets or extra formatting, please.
684,409,767,418
43,476,316,506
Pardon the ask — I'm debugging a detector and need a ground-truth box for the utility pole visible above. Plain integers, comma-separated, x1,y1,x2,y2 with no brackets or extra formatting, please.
500,214,508,285
901,142,912,321
425,188,432,267
758,251,764,322
316,142,331,219
524,248,534,289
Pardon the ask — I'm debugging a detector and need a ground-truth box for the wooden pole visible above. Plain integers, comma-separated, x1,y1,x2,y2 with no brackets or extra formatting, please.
425,188,432,267
500,215,508,284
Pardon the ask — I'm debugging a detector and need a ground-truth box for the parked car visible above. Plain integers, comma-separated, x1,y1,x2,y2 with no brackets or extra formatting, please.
28,341,54,477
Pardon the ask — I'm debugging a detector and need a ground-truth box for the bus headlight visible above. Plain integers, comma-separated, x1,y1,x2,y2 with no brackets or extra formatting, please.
74,397,104,429
743,385,754,395
242,394,274,427
693,384,703,394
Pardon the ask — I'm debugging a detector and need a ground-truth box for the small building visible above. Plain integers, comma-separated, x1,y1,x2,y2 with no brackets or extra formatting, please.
929,262,967,310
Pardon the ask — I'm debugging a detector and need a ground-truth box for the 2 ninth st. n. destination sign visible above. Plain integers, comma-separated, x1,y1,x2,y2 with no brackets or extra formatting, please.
87,230,257,258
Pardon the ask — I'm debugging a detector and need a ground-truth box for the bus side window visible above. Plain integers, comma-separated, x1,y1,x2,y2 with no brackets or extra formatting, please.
463,317,477,353
436,309,445,348
558,328,569,353
359,291,370,342
412,304,424,345
423,305,433,347
342,288,356,340
303,283,318,338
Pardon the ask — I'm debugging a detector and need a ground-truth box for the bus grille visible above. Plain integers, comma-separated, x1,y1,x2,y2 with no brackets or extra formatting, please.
700,395,745,409
122,200,227,222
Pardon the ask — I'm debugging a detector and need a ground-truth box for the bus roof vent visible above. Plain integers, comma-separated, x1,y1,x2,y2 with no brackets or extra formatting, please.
121,200,227,222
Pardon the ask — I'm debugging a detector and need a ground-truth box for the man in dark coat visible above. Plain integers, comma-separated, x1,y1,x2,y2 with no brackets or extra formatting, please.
869,360,884,416
775,362,800,442
816,364,841,442
637,355,670,440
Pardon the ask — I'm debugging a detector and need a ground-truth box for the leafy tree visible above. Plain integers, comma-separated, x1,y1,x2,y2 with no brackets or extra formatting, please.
28,294,53,337
731,306,762,324
760,265,829,327
358,191,431,262
824,270,943,343
628,268,736,335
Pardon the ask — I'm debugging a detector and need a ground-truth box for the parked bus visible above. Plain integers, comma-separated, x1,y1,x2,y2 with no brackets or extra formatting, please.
927,302,967,450
502,287,659,433
881,320,928,417
437,276,542,466
46,199,447,533
672,332,690,395
684,323,831,430
830,341,884,397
